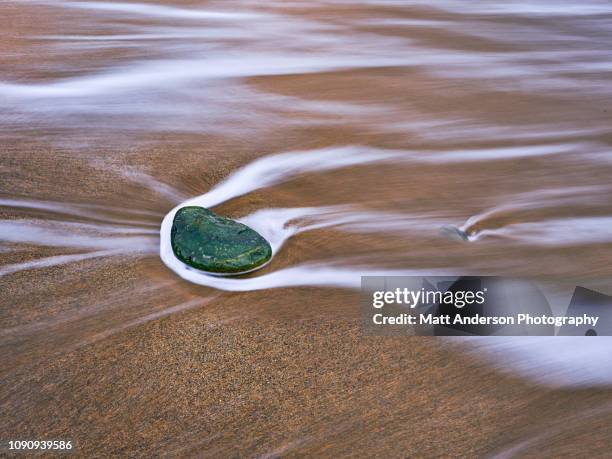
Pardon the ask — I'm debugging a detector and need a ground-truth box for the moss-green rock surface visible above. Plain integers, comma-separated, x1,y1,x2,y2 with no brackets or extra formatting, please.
171,206,272,274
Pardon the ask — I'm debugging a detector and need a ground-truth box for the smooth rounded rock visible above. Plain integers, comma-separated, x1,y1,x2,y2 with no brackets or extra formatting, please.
171,206,272,275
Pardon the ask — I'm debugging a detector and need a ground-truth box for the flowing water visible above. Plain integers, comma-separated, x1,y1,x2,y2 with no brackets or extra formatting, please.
2,0,612,456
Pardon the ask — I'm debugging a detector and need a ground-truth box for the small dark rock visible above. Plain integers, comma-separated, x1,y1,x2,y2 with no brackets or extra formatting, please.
441,225,470,242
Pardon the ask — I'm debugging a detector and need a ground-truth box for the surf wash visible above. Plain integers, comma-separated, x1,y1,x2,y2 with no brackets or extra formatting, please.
159,147,451,289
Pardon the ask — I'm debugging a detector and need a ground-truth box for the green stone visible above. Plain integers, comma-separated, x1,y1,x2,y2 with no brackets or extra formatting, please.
171,206,272,274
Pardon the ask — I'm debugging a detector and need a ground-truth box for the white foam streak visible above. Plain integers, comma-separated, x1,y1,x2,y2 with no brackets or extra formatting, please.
464,337,612,388
188,146,403,209
475,216,612,246
61,1,262,20
0,249,124,277
123,170,188,204
366,0,612,17
0,53,403,99
168,262,446,292
0,197,159,225
0,220,158,252
460,186,612,245
238,207,320,254
431,142,595,162
239,205,440,254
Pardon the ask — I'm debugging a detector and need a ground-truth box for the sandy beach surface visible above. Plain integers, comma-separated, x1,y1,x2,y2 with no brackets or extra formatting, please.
2,0,612,456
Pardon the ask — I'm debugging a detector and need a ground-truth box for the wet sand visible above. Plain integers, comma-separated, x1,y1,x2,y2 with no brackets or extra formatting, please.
2,0,612,456
4,291,612,457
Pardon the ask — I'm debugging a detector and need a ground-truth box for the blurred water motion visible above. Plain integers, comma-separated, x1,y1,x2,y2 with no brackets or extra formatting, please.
2,1,612,456
2,0,612,138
